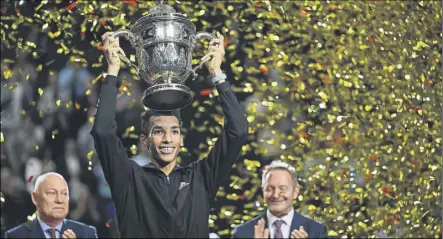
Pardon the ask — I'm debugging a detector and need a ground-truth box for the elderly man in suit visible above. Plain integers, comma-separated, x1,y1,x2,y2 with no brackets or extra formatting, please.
5,172,97,238
233,161,328,238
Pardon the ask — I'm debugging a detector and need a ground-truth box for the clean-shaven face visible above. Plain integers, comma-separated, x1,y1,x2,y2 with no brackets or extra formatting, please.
263,169,299,217
147,116,182,165
32,175,69,221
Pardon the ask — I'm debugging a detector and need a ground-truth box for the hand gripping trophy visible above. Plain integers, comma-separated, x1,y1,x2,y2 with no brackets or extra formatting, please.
112,0,215,110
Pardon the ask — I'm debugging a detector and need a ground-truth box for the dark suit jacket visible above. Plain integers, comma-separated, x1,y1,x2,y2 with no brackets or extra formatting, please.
4,218,97,238
232,208,328,238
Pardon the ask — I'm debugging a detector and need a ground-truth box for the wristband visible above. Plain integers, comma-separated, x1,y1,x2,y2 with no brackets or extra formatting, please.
212,73,227,85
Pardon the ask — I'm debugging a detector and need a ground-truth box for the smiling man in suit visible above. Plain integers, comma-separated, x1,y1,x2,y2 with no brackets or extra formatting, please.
232,161,328,238
5,172,97,238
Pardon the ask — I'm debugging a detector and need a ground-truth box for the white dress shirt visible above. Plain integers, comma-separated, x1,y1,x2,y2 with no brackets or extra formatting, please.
267,208,294,239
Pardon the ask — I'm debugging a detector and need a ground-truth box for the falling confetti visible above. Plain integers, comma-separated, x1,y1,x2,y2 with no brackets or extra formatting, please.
200,88,212,96
66,0,78,11
87,150,94,160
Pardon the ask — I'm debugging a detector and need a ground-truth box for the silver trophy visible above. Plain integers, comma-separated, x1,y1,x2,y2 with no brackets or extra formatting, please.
112,0,215,110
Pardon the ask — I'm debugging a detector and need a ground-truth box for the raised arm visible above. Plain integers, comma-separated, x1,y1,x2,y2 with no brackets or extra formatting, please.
90,32,132,202
198,32,248,199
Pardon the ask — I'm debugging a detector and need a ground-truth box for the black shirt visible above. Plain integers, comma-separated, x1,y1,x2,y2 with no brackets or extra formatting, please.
91,75,248,238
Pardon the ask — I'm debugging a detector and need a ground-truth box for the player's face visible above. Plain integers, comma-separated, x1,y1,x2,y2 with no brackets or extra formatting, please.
146,116,182,165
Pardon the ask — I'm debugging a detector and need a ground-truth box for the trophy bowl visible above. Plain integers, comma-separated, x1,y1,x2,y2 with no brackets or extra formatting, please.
112,2,214,110
142,83,192,111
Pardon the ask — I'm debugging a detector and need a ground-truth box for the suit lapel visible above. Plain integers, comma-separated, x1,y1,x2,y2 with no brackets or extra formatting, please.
27,219,46,238
260,210,271,238
262,210,269,230
61,219,69,236
289,210,306,234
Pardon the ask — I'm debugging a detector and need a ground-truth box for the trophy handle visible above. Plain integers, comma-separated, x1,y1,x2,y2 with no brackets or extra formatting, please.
195,32,215,40
111,30,141,75
190,31,216,80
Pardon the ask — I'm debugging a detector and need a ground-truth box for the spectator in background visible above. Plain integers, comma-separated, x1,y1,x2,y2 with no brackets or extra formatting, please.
57,62,92,106
2,55,39,174
0,168,34,236
24,158,43,195
4,115,45,176
77,107,96,160
37,70,70,178
78,107,120,238
57,61,95,139
115,71,144,148
37,72,67,134
4,172,97,238
129,140,151,167
1,54,37,131
241,65,297,166
92,163,120,238
63,139,100,225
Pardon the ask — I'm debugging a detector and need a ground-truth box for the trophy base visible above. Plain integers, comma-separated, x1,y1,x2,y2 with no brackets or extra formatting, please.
142,83,193,110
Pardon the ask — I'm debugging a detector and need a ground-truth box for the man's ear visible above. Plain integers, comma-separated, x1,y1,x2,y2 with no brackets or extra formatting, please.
140,134,148,147
31,192,37,206
180,135,184,147
293,186,300,200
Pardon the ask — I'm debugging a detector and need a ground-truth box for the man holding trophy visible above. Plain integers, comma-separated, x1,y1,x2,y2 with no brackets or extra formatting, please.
90,3,248,238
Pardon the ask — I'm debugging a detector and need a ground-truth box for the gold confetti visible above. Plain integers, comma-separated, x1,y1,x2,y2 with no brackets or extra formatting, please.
0,1,440,238
8,83,18,90
87,150,94,160
130,144,137,155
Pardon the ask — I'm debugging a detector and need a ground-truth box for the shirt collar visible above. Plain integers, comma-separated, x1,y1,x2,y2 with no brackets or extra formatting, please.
267,207,294,228
131,155,150,166
144,162,184,171
37,216,64,232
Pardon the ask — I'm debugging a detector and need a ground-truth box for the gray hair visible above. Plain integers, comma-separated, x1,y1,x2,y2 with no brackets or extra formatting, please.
33,172,67,193
261,160,299,187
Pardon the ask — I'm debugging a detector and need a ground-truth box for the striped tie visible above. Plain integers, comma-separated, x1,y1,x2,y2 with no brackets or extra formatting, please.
273,220,284,239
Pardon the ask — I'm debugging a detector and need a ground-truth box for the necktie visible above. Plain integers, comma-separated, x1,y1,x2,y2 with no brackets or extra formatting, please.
47,228,57,239
273,220,284,239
